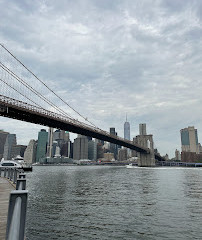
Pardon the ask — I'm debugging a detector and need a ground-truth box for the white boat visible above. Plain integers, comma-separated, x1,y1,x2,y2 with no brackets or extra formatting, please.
0,159,22,168
126,163,138,168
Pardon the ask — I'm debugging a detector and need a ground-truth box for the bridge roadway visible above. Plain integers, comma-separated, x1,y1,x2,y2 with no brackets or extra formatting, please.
0,176,15,239
0,95,163,161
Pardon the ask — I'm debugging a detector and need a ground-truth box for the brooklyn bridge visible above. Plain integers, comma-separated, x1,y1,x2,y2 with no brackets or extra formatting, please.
0,44,164,166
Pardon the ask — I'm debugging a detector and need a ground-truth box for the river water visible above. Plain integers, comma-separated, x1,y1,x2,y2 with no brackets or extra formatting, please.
25,165,202,240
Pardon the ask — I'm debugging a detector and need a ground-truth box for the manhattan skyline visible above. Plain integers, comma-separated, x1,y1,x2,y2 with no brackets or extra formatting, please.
0,0,202,157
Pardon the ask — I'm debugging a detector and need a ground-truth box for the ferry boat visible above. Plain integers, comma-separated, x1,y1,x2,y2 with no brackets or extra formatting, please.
0,159,22,168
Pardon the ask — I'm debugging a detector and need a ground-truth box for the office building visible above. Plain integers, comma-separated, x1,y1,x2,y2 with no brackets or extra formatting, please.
139,123,147,135
36,129,48,162
180,126,199,153
97,142,104,159
0,130,9,159
11,145,27,158
73,135,88,160
124,116,130,140
3,134,17,160
175,149,181,161
24,140,37,164
103,152,114,161
110,127,118,159
88,140,97,161
118,148,127,161
53,129,70,148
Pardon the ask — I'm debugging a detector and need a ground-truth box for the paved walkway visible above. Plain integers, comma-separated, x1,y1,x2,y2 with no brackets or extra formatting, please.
0,177,15,240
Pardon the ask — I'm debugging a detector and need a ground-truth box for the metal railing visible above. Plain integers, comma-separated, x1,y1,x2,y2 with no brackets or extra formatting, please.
0,167,28,240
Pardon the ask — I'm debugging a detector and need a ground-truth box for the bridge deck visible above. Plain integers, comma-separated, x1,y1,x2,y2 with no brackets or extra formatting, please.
0,177,14,239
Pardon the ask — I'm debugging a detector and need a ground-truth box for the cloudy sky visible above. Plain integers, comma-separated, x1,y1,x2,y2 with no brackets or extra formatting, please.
0,0,202,157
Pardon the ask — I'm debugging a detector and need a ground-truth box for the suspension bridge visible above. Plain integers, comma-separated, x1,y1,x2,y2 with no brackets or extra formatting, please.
0,44,164,166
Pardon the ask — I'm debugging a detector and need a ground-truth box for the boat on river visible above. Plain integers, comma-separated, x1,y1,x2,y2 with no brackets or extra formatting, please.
126,163,138,168
0,159,22,168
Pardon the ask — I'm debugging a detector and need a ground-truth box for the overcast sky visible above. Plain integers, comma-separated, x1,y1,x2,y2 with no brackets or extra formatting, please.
0,0,202,157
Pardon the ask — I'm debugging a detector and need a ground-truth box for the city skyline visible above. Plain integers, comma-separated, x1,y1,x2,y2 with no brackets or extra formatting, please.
0,0,202,157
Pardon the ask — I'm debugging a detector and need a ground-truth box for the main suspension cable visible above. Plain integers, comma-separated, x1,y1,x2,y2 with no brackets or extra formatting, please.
0,62,75,120
0,44,98,128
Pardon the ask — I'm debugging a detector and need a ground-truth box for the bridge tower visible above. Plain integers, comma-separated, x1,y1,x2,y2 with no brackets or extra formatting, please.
136,134,155,167
134,124,155,167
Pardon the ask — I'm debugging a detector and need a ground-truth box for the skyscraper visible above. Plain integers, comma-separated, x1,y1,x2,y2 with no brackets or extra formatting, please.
36,129,48,162
3,134,17,160
73,135,88,160
180,126,199,153
11,145,27,158
88,140,97,160
110,127,118,159
124,115,130,140
0,130,9,159
24,140,37,164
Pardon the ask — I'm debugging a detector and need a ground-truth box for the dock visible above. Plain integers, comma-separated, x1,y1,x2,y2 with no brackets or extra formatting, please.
0,177,15,239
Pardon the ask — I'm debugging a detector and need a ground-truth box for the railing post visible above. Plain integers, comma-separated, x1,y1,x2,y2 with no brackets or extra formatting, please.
0,167,1,177
13,169,17,184
7,168,10,179
6,190,28,240
18,173,26,179
4,168,7,177
9,169,13,181
16,179,26,190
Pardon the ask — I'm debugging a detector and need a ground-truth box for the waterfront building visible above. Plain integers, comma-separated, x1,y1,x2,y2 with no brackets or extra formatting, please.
139,123,147,135
53,129,70,148
175,149,181,161
118,148,127,161
61,141,70,157
124,115,130,140
36,129,48,162
3,134,17,160
97,142,104,159
52,141,58,156
11,145,27,158
103,152,114,161
55,146,61,157
73,135,88,160
24,140,37,164
0,130,9,159
110,127,118,159
88,140,97,161
180,126,199,153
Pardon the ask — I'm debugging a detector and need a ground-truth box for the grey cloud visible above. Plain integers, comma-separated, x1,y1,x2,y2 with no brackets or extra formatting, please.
0,0,202,157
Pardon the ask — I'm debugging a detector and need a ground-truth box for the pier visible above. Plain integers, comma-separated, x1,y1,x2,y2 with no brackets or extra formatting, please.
0,177,15,239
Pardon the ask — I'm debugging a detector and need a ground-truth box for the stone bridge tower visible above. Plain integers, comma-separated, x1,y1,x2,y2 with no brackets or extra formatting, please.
134,124,155,167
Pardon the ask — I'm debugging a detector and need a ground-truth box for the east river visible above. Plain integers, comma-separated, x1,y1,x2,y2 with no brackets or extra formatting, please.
25,165,202,240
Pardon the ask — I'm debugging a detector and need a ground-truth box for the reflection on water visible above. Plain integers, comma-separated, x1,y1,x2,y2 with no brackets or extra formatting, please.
26,166,202,240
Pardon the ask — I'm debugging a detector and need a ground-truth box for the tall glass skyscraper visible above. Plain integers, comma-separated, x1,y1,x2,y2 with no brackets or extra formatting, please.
180,126,199,153
36,129,48,162
124,116,130,140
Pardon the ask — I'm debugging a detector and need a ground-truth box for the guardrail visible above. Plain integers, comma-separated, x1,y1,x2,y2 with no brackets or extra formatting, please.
0,167,28,240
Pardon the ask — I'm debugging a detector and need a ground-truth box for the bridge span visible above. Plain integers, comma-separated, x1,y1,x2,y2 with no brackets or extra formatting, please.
0,94,163,163
0,44,165,165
